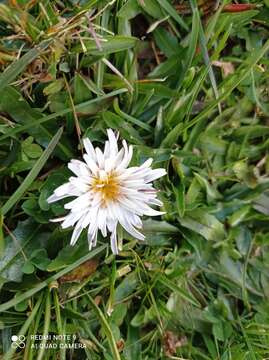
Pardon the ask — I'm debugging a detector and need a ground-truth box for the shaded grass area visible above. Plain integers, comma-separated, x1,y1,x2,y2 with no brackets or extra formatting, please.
1,0,269,359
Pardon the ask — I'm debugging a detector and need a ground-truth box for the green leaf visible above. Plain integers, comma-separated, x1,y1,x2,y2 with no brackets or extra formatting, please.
213,321,233,341
61,308,87,321
155,0,188,31
39,169,70,212
130,307,146,327
22,137,43,159
0,86,72,160
0,88,128,141
0,219,43,283
103,111,144,145
124,326,142,360
109,303,128,326
14,296,29,312
138,0,163,18
141,219,178,246
117,0,140,19
158,275,200,307
178,209,226,241
72,36,137,56
43,79,64,96
0,245,107,312
30,249,51,270
47,241,89,272
1,127,63,216
22,261,35,274
22,198,51,224
0,40,51,92
115,272,138,302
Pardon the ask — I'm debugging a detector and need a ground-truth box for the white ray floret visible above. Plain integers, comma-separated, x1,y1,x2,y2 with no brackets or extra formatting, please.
47,129,166,254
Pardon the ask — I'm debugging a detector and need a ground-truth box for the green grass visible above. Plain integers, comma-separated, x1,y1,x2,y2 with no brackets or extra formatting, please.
1,0,269,359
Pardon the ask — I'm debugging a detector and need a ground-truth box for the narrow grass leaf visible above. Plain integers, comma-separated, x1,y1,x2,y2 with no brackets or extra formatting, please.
0,40,51,92
156,0,188,31
85,292,121,360
0,88,128,142
0,245,106,312
4,296,43,360
1,127,63,216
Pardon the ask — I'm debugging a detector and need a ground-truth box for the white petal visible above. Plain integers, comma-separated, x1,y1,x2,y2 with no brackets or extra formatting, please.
61,210,87,229
110,226,118,254
144,168,166,183
141,204,165,216
140,158,153,169
64,192,92,211
88,227,98,250
148,198,163,206
47,193,65,203
97,208,108,237
69,177,90,192
54,183,72,197
83,154,99,176
95,147,105,169
92,230,98,247
119,185,154,197
117,197,144,216
104,141,110,159
113,148,124,166
116,141,133,171
116,166,150,181
118,210,145,241
48,182,79,203
91,192,103,208
107,129,118,155
70,222,84,246
121,179,146,188
128,212,143,228
106,217,116,233
50,216,67,222
81,210,93,228
83,138,96,160
68,159,91,178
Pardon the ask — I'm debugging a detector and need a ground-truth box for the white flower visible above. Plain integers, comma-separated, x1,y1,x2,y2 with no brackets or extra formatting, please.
47,129,166,254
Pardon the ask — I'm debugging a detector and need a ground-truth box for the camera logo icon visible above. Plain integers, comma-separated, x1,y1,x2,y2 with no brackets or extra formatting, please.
11,335,25,349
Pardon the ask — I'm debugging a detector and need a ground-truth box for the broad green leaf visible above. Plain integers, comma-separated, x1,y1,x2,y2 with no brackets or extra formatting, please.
178,209,225,241
117,0,140,19
115,272,138,302
0,219,46,283
47,241,89,272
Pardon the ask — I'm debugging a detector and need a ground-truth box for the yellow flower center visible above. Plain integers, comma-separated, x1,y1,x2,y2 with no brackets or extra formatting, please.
92,172,120,203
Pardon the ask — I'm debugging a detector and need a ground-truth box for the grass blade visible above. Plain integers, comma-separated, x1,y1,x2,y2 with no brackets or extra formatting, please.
184,38,269,149
37,291,51,360
0,244,107,312
1,127,63,216
0,40,51,92
156,0,188,31
85,292,121,360
4,296,43,360
0,88,128,142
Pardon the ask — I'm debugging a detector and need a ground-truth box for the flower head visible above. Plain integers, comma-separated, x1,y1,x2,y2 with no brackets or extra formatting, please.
47,129,166,254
